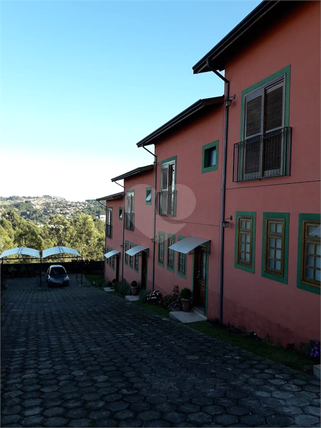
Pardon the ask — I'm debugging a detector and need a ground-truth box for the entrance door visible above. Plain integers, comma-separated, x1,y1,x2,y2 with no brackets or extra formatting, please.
115,254,120,282
141,251,147,290
193,245,207,311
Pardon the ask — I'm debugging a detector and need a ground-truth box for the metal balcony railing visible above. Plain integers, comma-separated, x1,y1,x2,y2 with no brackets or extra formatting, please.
233,127,292,182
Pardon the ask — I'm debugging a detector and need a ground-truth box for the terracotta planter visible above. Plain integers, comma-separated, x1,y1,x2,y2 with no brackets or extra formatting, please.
181,298,191,312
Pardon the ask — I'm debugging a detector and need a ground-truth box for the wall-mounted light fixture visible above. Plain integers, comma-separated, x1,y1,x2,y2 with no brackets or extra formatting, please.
225,94,236,107
222,215,233,228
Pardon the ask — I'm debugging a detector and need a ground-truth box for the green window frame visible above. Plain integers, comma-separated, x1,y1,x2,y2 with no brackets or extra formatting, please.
262,212,289,284
145,187,152,206
177,235,187,279
159,156,177,216
125,190,135,230
202,140,219,173
167,234,175,272
235,211,256,273
297,213,320,295
158,232,165,267
125,241,129,265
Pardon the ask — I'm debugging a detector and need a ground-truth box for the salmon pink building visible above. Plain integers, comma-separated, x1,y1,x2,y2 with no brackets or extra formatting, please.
193,0,320,345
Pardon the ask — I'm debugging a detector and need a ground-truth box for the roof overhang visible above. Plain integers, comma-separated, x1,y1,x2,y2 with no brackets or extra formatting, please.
136,97,224,147
169,237,210,254
96,192,124,202
193,1,296,73
126,245,149,256
111,164,154,182
104,250,120,259
0,247,40,259
43,246,81,258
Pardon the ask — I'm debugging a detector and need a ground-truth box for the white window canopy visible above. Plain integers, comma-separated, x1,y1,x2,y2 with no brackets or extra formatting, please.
126,245,148,256
169,237,210,254
104,250,120,259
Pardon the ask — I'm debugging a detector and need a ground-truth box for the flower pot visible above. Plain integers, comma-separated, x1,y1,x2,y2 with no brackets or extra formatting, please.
131,286,138,296
181,298,191,312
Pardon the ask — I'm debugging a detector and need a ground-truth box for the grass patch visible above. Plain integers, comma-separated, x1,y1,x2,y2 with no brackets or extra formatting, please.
85,274,104,288
187,321,315,375
134,300,170,318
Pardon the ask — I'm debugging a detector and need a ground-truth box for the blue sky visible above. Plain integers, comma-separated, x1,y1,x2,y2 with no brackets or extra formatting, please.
1,0,260,201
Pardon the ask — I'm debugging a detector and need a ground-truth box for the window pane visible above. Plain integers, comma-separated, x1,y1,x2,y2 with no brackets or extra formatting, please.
316,244,321,256
306,268,314,279
265,85,283,131
270,222,276,233
241,234,246,242
270,238,275,247
316,257,321,269
245,253,250,262
307,256,314,267
307,243,315,254
246,244,250,253
276,223,283,233
276,239,282,249
241,220,246,229
246,234,251,243
276,249,282,260
269,248,275,258
268,259,274,269
241,242,245,251
246,95,262,137
246,221,251,230
275,260,281,271
315,270,321,282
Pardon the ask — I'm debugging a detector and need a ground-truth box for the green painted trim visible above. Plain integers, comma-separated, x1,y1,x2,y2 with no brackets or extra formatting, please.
160,155,177,217
166,233,176,273
261,212,289,284
202,140,219,173
118,207,123,221
240,65,291,141
234,211,256,273
297,213,321,295
157,231,165,268
177,235,187,279
124,240,129,265
145,187,152,206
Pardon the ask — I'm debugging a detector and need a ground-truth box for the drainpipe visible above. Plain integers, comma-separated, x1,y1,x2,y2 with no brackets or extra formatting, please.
142,146,157,292
206,59,230,325
113,180,125,280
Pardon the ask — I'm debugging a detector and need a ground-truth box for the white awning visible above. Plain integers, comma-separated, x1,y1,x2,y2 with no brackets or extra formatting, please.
104,250,120,259
0,247,40,259
43,246,81,258
126,245,148,256
169,237,210,254
308,225,321,238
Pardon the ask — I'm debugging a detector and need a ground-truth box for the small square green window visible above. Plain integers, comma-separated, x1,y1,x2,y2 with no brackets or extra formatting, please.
145,187,152,205
202,140,219,173
119,207,123,220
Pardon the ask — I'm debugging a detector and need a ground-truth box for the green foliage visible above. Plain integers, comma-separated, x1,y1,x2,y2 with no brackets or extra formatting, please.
179,287,192,299
115,279,130,296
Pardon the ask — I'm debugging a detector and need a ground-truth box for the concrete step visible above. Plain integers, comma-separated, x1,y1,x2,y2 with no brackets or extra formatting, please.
103,287,114,292
169,309,207,324
125,295,140,302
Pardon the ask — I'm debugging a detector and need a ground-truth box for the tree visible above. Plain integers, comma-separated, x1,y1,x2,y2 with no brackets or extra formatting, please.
70,214,104,260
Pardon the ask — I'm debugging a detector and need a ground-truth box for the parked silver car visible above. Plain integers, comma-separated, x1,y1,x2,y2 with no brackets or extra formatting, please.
47,265,69,287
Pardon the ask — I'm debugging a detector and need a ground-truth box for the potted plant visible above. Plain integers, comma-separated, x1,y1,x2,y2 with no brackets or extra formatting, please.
179,287,192,312
131,280,138,296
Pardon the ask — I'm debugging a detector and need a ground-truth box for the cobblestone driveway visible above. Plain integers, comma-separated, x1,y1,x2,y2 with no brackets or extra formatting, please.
1,276,320,427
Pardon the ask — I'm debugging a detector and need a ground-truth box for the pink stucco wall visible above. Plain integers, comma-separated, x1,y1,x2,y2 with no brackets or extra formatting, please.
104,197,123,282
123,170,154,289
154,110,223,318
222,1,320,345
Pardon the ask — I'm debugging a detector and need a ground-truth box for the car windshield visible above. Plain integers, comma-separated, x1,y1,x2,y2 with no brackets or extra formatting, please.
51,267,66,276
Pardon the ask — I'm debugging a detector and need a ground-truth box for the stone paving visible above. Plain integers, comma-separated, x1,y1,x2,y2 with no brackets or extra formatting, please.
1,275,320,427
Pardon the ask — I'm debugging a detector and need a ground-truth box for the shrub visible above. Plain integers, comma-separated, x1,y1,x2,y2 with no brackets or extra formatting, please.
179,287,192,299
131,280,138,288
139,289,148,302
116,279,130,296
104,280,112,288
161,286,180,310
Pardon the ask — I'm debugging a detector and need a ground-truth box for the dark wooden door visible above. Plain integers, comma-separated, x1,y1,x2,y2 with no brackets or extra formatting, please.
116,254,120,282
141,251,147,290
193,245,207,310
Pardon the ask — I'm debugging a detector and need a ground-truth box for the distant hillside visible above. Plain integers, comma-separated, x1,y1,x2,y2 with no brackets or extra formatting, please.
0,195,105,224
